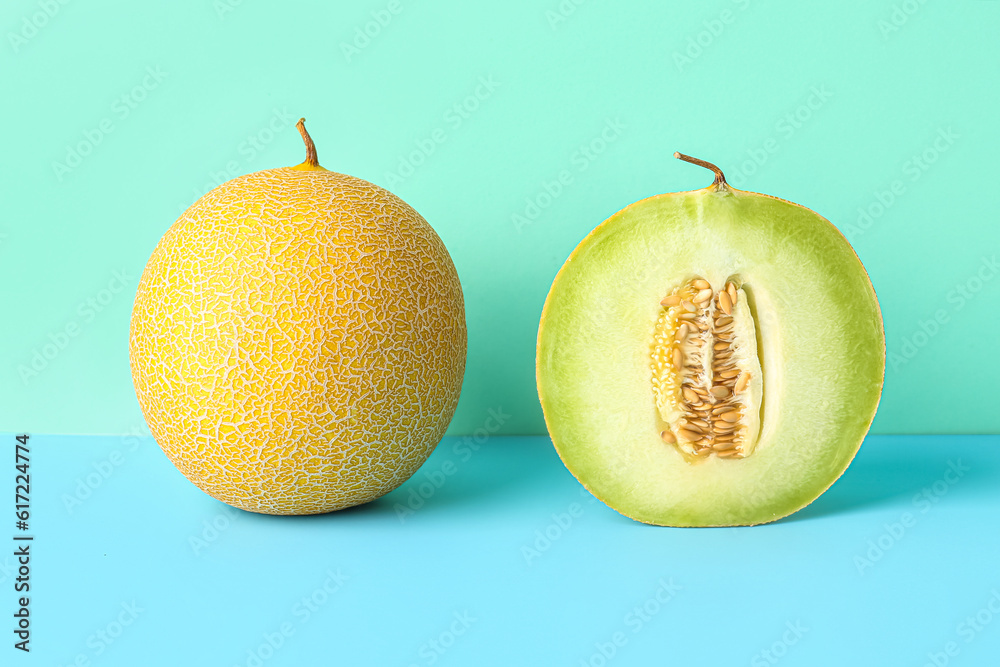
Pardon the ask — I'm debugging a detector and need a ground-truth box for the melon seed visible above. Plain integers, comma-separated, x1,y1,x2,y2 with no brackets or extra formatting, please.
678,428,702,442
718,290,732,315
710,385,730,399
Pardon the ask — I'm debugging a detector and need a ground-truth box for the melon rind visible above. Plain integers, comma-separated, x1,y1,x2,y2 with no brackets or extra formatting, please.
130,167,467,515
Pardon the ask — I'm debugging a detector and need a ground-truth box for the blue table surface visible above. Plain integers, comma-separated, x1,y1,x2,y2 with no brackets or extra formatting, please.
5,433,1000,666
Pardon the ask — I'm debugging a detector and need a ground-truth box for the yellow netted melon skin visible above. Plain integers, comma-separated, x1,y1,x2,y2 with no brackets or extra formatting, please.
129,166,466,515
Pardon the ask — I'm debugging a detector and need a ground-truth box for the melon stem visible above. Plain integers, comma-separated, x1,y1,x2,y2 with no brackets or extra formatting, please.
296,118,319,167
674,152,727,190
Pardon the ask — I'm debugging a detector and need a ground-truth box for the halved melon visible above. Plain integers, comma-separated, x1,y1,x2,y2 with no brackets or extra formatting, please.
536,154,884,526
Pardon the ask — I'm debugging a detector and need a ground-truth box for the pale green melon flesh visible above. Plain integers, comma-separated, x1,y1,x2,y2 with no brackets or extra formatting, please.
536,185,884,526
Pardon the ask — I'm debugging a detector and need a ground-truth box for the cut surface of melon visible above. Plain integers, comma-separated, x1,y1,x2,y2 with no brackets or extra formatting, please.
536,181,884,526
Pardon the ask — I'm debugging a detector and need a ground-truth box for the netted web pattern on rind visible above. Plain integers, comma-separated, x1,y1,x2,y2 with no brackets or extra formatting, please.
129,168,466,514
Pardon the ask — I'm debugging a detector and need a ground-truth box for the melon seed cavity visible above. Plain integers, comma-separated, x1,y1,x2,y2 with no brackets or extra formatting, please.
651,277,762,461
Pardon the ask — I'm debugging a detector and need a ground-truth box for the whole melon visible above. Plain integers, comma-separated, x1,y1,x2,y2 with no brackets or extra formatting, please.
130,119,466,515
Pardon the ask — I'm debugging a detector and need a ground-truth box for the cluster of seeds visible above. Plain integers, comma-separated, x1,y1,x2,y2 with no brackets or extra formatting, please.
650,278,752,460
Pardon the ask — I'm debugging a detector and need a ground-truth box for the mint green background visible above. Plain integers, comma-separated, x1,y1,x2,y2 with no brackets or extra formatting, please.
1,0,997,435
